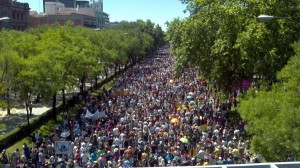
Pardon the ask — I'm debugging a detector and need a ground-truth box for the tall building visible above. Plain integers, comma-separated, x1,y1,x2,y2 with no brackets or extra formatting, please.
36,0,107,29
30,11,96,28
75,0,89,8
44,0,76,10
45,1,65,14
103,12,109,25
0,0,30,31
89,0,103,29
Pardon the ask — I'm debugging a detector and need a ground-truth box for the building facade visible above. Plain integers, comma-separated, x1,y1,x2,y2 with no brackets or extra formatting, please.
32,0,107,29
30,11,96,28
45,1,65,15
0,0,30,31
102,12,109,26
43,0,104,28
44,0,75,9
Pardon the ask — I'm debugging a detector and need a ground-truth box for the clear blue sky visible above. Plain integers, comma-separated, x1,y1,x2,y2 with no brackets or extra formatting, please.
17,0,189,31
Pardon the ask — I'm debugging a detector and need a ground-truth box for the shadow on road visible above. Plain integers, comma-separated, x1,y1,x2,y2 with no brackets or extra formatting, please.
0,113,38,136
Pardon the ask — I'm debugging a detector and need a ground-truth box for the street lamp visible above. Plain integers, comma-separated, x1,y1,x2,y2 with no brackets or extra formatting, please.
0,17,10,30
257,15,277,22
257,15,300,27
0,17,10,21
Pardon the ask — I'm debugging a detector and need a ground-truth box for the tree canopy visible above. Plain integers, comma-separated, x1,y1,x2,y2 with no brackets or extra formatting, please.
238,41,300,161
0,20,165,115
167,0,300,93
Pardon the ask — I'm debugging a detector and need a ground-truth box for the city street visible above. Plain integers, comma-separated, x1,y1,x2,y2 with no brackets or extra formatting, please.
6,46,249,167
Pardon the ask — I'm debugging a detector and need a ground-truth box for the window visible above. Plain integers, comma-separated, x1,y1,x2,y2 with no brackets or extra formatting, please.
12,11,15,20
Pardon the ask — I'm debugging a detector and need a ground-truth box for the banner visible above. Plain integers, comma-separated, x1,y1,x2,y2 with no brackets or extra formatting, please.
85,110,106,120
55,141,72,154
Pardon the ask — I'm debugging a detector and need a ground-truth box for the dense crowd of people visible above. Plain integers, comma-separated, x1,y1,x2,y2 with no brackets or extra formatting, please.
0,47,259,168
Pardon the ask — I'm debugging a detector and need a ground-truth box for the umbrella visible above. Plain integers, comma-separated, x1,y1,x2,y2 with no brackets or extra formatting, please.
188,92,195,96
186,95,193,99
170,118,179,124
189,101,195,105
182,105,188,110
61,131,70,138
232,148,239,157
180,137,190,144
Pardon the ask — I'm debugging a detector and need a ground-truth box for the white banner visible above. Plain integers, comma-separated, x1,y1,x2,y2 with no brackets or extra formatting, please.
55,141,72,154
85,110,106,120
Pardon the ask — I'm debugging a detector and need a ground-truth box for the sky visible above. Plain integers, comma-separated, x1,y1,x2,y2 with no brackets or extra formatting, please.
17,0,189,31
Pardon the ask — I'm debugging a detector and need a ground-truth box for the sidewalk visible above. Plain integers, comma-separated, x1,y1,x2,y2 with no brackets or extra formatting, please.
0,104,51,136
0,72,115,137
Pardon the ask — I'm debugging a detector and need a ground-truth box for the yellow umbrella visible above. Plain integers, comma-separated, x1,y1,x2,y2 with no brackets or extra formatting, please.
182,105,188,110
214,148,221,154
232,148,239,157
170,118,179,124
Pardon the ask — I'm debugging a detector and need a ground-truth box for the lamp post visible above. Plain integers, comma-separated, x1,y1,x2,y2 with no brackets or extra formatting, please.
25,93,31,134
257,14,300,84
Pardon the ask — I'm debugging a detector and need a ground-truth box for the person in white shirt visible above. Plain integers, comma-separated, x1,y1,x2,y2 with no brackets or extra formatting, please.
113,127,119,136
234,128,240,138
114,137,121,148
13,148,20,160
81,151,89,166
35,131,41,141
38,150,45,165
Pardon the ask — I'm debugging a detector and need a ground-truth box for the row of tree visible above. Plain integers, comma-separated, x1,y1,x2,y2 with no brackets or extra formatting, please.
238,41,300,161
168,0,300,162
0,20,165,119
167,0,300,92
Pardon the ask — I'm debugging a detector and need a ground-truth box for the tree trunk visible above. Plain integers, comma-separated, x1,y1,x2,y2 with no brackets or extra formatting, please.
90,79,93,92
6,89,10,115
62,89,66,112
52,93,57,121
105,69,108,80
25,100,30,126
125,60,128,69
80,76,84,95
114,64,117,75
25,99,31,135
95,76,98,90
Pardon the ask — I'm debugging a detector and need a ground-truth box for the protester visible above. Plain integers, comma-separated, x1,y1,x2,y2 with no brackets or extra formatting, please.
4,46,255,167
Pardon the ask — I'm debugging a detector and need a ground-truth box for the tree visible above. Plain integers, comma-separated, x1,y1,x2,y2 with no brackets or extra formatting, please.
0,19,162,120
0,30,29,115
33,24,97,119
168,0,300,93
11,32,39,118
238,41,300,162
167,1,249,92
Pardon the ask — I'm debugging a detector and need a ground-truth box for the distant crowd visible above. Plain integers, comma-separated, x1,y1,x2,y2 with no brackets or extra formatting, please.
0,47,259,168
